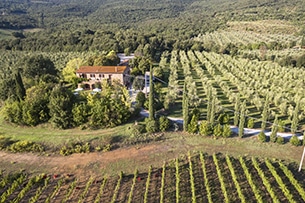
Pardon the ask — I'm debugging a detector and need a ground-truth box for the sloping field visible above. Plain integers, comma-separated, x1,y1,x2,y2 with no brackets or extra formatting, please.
1,152,304,202
226,20,300,34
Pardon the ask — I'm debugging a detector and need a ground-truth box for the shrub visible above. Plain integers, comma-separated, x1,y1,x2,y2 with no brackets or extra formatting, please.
247,118,254,128
136,92,146,108
0,136,15,150
159,116,170,132
96,143,112,152
187,114,199,134
59,145,72,156
3,101,23,124
8,141,44,153
126,123,145,137
102,144,111,152
290,135,301,146
276,136,285,145
213,124,223,138
199,121,213,136
222,124,232,138
60,142,91,156
74,143,91,153
145,118,159,133
258,131,267,143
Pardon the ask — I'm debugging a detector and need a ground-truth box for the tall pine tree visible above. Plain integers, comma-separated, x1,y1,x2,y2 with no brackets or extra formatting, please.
149,64,155,120
145,64,158,133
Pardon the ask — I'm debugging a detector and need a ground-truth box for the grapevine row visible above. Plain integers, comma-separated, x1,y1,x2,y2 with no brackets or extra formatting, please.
225,155,246,203
160,162,166,203
143,165,152,203
175,158,180,203
278,161,305,201
212,154,229,203
0,173,26,203
238,156,263,202
199,152,212,203
188,152,196,203
93,176,107,203
251,157,279,201
110,171,123,203
77,176,94,203
265,159,296,202
127,169,138,203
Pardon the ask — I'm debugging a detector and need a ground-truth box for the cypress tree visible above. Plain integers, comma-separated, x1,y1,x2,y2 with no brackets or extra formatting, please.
182,82,189,132
209,97,216,124
206,88,212,122
270,116,278,142
148,64,155,120
238,101,246,138
291,100,300,134
261,96,269,130
145,64,158,133
14,71,26,101
233,94,240,126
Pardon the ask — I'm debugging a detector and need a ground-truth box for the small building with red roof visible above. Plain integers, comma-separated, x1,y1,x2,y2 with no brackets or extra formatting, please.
76,65,130,89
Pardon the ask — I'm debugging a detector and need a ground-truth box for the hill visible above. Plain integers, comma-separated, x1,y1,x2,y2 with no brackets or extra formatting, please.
0,0,304,52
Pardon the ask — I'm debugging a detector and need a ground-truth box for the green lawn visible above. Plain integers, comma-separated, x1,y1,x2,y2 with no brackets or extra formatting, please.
0,118,131,147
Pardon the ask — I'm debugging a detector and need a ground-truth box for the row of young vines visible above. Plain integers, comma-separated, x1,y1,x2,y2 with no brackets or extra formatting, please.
1,152,304,202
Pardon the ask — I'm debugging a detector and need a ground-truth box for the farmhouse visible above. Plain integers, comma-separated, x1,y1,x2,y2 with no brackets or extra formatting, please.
76,65,131,89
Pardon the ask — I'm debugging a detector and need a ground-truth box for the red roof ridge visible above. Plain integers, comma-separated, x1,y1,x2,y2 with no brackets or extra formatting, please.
76,66,127,74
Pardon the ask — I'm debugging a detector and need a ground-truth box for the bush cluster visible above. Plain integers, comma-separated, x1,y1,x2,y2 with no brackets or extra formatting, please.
290,135,301,146
198,121,232,138
59,142,91,156
125,122,164,145
8,140,44,153
258,131,267,143
276,136,285,144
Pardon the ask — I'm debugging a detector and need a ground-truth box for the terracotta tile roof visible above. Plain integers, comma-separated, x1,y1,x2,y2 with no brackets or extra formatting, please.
76,66,127,74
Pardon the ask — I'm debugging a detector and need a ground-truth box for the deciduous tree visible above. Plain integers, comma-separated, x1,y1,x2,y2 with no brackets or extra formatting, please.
62,58,83,86
48,85,74,129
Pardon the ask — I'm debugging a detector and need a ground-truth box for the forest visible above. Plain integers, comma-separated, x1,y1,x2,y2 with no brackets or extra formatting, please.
0,0,304,54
